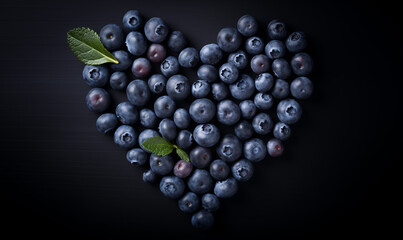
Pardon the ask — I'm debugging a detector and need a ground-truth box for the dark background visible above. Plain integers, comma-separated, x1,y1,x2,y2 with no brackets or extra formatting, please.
0,0,401,239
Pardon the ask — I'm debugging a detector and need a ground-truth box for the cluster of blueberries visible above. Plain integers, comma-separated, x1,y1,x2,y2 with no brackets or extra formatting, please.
82,10,313,230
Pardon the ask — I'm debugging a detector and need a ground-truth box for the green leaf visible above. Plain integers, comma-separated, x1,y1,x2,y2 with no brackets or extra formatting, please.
141,136,174,156
67,27,119,65
176,148,190,162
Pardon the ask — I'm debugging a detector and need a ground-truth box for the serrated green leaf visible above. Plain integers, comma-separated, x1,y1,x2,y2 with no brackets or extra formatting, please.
141,136,174,156
176,148,190,162
67,27,119,65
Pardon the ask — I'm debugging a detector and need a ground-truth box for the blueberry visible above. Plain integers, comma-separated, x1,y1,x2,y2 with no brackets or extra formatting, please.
115,101,138,125
291,53,313,76
147,43,167,63
114,125,137,149
139,108,158,128
234,120,253,140
143,169,158,183
232,159,254,182
229,74,255,100
228,50,248,69
250,54,270,74
176,130,193,149
154,95,176,118
200,43,223,65
178,192,200,213
173,108,191,129
214,178,238,198
197,64,218,83
131,57,152,78
166,75,191,101
144,17,169,43
286,31,308,53
267,19,288,40
150,154,174,175
99,24,124,51
243,138,266,162
219,63,239,84
245,36,264,55
252,113,273,135
239,100,257,120
138,129,160,152
178,47,199,68
83,65,109,87
158,118,177,141
273,122,292,141
254,92,274,110
255,72,274,92
237,14,258,37
122,10,143,32
148,74,166,95
271,79,290,99
126,148,147,165
159,176,185,199
187,169,213,194
86,88,111,113
217,27,241,52
189,98,216,123
110,71,129,90
265,40,286,59
191,210,214,230
126,79,151,107
173,160,193,178
217,100,241,125
201,193,220,212
190,146,212,169
193,124,220,148
192,80,211,98
160,56,179,77
272,58,291,79
111,50,132,71
267,138,285,157
277,99,302,124
125,31,148,56
216,134,242,162
209,159,230,180
167,30,187,53
211,82,229,101
290,76,314,99
96,113,118,134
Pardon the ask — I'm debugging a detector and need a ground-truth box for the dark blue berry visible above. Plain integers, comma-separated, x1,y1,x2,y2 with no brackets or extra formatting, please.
166,75,191,101
114,125,137,149
200,43,223,65
209,159,230,181
232,159,254,182
126,79,151,107
86,88,111,113
178,47,199,68
150,154,174,175
217,27,241,52
159,176,185,199
96,113,118,134
144,17,169,43
126,148,147,165
187,169,213,194
237,15,258,37
178,192,200,213
125,31,148,56
190,146,212,169
100,24,124,51
290,76,313,99
216,134,242,163
276,99,302,124
122,10,143,32
83,65,109,87
115,101,138,125
243,138,266,162
193,124,220,148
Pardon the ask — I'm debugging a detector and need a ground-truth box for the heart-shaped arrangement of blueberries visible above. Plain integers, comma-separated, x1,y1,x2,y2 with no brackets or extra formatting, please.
68,10,314,230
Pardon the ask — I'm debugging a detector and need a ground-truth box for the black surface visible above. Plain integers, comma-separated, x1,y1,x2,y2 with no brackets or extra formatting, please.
0,0,401,239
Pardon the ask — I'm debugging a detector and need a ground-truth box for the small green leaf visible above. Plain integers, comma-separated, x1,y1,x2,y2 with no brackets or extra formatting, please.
176,148,190,162
141,136,174,156
67,27,119,65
